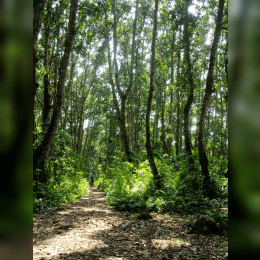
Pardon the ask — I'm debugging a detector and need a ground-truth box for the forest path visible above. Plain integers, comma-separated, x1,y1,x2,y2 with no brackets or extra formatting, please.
33,186,227,260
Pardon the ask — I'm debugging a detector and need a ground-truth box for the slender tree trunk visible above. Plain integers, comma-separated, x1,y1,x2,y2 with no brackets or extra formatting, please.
33,0,46,144
183,0,195,170
76,62,88,153
194,74,202,150
76,96,86,154
175,41,181,159
85,127,95,159
33,0,46,100
105,0,139,163
146,0,161,190
34,0,49,181
33,0,79,177
167,30,175,153
83,126,90,157
70,99,73,137
179,104,183,152
53,28,61,95
161,90,171,156
220,92,223,156
73,79,79,151
224,41,228,85
198,0,224,197
42,4,52,132
63,53,76,130
212,64,219,157
153,93,159,140
213,93,217,157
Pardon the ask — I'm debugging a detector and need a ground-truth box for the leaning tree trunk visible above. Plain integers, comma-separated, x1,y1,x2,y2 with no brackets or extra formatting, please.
33,0,79,178
183,0,196,170
198,0,224,197
146,0,161,190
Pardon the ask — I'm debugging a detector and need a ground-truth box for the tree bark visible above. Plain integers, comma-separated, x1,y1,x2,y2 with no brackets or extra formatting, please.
153,93,159,140
42,3,52,132
166,30,175,153
33,0,79,178
33,0,46,97
63,53,77,130
183,0,195,170
175,38,181,159
146,0,161,190
33,0,46,143
198,0,224,196
105,0,139,163
161,90,171,156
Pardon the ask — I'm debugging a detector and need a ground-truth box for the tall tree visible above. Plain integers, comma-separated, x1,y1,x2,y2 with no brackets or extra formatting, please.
33,0,46,143
105,0,139,163
33,0,79,178
42,1,52,133
146,0,161,190
198,0,225,196
175,28,182,160
183,0,196,170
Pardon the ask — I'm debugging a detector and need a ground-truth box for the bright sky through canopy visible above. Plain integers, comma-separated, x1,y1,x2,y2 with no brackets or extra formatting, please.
188,5,196,15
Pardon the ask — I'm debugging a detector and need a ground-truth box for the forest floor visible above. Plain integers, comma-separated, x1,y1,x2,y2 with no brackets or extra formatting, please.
33,186,228,260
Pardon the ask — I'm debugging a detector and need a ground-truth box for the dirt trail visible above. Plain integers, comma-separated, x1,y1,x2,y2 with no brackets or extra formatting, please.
33,186,227,259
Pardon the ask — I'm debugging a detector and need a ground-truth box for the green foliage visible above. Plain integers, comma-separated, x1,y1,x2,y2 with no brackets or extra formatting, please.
94,155,227,224
33,172,89,212
33,0,228,233
209,155,228,177
95,160,154,211
33,129,91,212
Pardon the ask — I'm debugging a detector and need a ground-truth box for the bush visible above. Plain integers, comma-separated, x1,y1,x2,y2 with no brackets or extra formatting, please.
33,172,89,212
93,156,228,222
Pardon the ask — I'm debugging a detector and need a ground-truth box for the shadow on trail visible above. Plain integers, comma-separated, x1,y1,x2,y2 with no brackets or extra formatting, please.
33,186,227,260
33,187,120,245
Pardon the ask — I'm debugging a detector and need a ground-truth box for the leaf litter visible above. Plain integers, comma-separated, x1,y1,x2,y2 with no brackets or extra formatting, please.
33,187,227,259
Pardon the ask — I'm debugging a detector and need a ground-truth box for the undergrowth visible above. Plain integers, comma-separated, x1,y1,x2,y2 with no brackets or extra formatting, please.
33,171,89,213
94,154,228,224
33,129,90,213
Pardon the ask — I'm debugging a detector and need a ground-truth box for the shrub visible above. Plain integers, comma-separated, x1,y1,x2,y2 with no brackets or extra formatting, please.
33,172,89,212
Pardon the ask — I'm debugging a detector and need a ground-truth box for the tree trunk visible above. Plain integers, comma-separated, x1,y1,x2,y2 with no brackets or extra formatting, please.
161,90,171,156
220,91,224,156
146,0,161,190
42,4,52,132
53,27,61,95
105,0,139,163
224,40,228,85
33,0,46,143
76,96,86,154
175,40,181,159
63,53,76,130
33,0,79,178
132,20,146,161
212,93,218,157
33,0,46,99
183,0,195,170
166,30,175,153
153,93,159,141
179,104,183,152
198,0,224,197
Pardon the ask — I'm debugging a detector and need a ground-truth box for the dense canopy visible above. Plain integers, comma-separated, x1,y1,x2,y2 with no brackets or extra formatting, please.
33,0,228,231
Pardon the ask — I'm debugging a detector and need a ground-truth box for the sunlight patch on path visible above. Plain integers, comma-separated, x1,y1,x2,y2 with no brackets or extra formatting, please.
152,238,191,249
